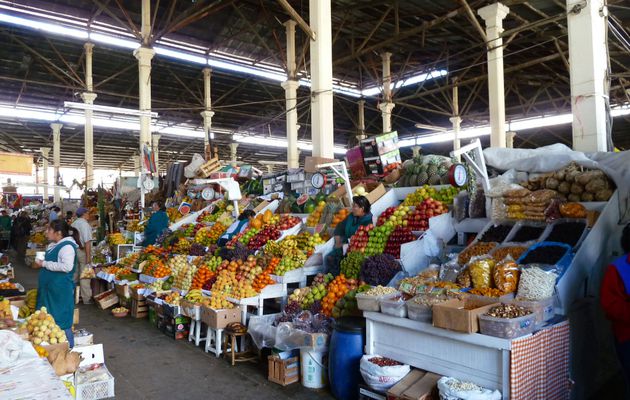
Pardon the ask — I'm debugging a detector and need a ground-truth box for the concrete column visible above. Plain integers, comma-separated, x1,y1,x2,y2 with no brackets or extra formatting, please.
152,134,160,171
201,67,213,151
506,131,516,148
230,143,238,163
40,147,50,201
478,3,509,148
283,20,300,169
81,42,97,189
451,84,461,160
133,155,141,176
309,0,334,158
411,146,421,158
51,123,62,202
266,165,274,174
567,0,609,152
379,52,395,133
134,47,155,151
34,163,39,195
357,99,366,140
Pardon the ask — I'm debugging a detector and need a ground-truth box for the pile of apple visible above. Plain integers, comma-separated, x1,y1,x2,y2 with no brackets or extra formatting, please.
276,215,301,231
237,227,260,245
384,227,416,258
377,206,411,227
407,198,448,231
247,226,281,250
365,224,395,256
348,224,373,253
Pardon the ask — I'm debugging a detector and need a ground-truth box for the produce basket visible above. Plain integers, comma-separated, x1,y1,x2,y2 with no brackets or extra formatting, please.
540,218,588,250
379,293,407,318
478,312,536,339
504,220,548,243
512,297,554,326
517,242,573,277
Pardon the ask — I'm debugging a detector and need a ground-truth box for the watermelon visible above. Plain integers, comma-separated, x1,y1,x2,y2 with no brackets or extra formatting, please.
303,199,316,214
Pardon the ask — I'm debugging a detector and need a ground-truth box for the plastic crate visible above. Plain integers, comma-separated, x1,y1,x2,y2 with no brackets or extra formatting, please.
379,293,407,318
356,292,385,312
512,297,554,326
75,366,115,400
406,298,432,322
478,313,536,339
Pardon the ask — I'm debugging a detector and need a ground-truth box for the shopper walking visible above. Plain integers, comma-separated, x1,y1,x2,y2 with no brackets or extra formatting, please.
33,220,78,347
0,209,11,251
12,211,31,263
601,223,630,396
142,201,169,246
71,207,93,304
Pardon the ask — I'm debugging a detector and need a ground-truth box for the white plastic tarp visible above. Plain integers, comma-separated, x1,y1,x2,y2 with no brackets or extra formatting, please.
483,145,630,223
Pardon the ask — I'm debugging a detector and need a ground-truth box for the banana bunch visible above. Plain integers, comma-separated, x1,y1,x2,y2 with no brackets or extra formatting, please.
26,289,37,310
184,289,204,303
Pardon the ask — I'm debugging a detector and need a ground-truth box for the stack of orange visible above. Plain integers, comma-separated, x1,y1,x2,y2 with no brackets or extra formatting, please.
144,245,169,259
115,268,132,279
103,266,123,275
191,266,215,289
252,257,279,292
0,282,16,290
331,209,350,228
143,259,171,278
322,274,349,316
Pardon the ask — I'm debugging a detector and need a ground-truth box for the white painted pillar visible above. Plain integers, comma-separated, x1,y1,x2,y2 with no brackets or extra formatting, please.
506,131,516,148
266,165,274,174
133,155,141,176
81,42,96,189
283,20,300,169
357,99,366,140
309,0,334,158
51,123,62,202
34,163,39,195
451,84,461,161
136,0,153,212
379,52,395,133
40,147,50,201
201,67,214,153
567,0,609,152
230,143,238,163
411,146,421,158
152,134,160,171
478,3,509,149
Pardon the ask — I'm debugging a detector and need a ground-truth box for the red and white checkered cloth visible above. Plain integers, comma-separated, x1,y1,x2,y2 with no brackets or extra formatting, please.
510,320,571,399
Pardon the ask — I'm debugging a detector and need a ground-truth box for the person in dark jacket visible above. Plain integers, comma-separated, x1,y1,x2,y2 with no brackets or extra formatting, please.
601,223,630,396
142,201,169,246
0,209,11,251
325,196,373,275
12,211,32,262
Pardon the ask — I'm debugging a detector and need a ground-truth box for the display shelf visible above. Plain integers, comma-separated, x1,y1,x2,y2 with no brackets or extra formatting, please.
364,311,512,397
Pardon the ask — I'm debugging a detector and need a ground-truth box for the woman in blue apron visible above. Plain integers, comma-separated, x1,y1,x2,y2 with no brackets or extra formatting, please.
217,210,256,246
34,220,78,347
326,195,373,275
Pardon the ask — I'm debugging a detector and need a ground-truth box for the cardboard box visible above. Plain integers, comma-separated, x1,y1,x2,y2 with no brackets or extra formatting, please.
387,370,426,400
432,299,498,333
94,289,119,310
268,354,299,386
253,200,271,213
305,156,337,173
331,182,387,207
73,331,93,346
401,372,441,400
200,305,241,329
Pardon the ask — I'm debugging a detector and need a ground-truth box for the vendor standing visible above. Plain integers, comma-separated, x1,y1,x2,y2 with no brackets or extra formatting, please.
326,196,373,275
72,207,93,304
12,211,31,263
33,220,78,347
601,223,630,395
218,210,256,246
0,209,11,250
142,201,169,246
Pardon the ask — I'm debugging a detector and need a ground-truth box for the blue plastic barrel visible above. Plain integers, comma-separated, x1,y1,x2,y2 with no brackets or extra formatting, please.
329,317,365,400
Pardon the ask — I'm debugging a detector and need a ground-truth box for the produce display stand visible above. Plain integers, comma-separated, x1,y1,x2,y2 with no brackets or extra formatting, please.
228,283,287,324
364,311,569,398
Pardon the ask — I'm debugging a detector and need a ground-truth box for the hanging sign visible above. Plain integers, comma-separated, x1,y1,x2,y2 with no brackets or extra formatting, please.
0,152,33,175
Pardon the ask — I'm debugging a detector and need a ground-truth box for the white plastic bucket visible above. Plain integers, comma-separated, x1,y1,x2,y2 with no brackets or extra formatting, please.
300,348,328,389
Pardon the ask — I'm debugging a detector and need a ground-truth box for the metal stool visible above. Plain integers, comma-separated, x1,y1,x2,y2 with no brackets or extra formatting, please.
222,323,256,366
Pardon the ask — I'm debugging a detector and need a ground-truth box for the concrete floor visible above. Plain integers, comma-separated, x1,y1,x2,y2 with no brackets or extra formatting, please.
14,258,333,400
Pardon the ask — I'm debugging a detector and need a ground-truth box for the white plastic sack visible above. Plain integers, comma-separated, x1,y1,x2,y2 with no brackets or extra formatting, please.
0,330,26,367
184,154,206,178
360,354,410,392
437,377,502,400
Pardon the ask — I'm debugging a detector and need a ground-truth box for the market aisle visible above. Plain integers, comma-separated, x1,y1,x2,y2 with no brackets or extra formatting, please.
14,258,332,400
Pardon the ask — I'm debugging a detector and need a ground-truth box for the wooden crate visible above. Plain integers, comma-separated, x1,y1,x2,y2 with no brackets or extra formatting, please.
196,157,221,178
268,355,299,386
94,289,119,310
131,298,149,319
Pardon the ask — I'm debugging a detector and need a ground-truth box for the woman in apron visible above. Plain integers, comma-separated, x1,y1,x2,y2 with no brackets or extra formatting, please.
326,195,373,275
34,220,78,347
217,210,256,246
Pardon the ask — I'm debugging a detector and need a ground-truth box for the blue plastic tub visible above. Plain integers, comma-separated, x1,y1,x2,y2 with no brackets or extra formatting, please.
517,241,573,278
329,317,365,400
